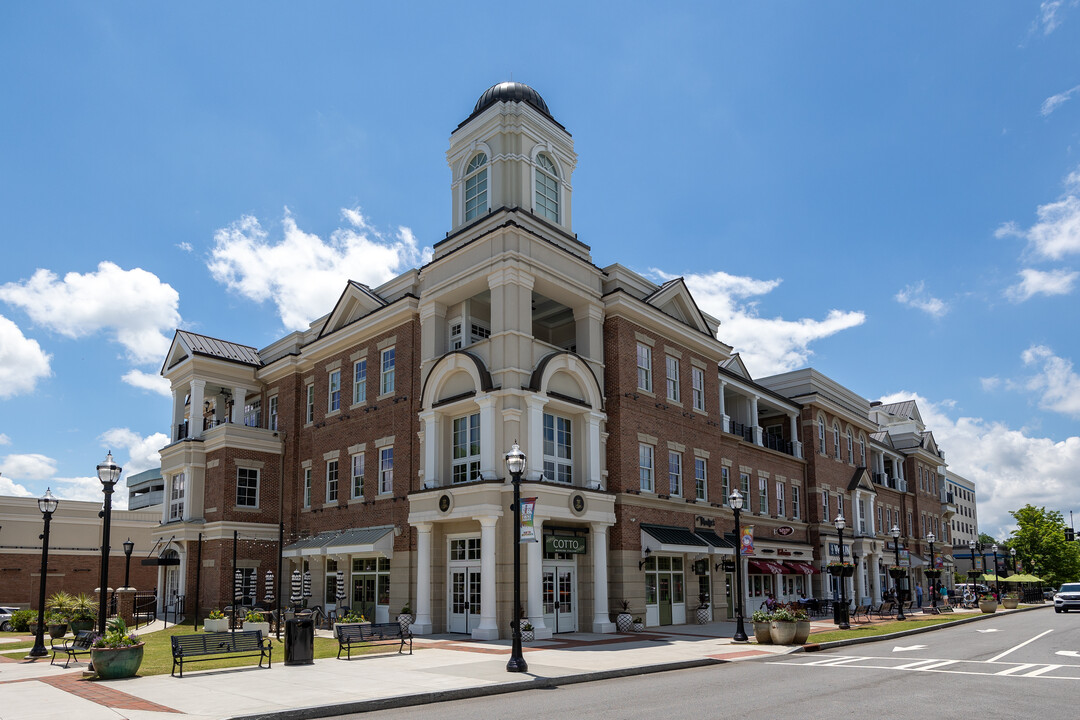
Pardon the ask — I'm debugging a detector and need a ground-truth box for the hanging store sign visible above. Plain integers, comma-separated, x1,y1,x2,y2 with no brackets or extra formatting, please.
519,498,537,543
545,535,587,554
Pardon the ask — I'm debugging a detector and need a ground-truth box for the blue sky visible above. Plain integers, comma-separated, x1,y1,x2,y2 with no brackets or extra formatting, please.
1,3,1079,539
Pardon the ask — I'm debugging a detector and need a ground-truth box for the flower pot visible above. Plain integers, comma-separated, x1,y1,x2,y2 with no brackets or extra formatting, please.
70,619,95,634
889,569,907,579
792,619,811,645
48,622,68,639
243,621,270,636
616,612,633,633
632,621,645,632
696,606,711,624
1002,598,1019,609
979,600,998,614
769,620,797,645
91,643,145,679
397,613,414,632
842,565,855,578
753,621,772,644
204,617,229,632
827,567,844,577
521,629,534,642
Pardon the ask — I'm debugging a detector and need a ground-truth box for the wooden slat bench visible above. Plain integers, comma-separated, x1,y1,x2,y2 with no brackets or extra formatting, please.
171,630,272,677
51,630,94,668
336,622,412,659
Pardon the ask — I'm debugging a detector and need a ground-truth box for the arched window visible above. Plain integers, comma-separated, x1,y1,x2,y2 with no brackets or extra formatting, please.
535,153,559,222
846,428,853,463
832,423,841,459
464,153,488,221
859,434,866,467
817,416,826,455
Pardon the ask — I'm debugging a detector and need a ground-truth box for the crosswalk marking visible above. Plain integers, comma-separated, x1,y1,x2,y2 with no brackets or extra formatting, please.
895,659,944,670
771,655,1080,681
995,663,1037,676
912,660,955,671
1023,664,1061,677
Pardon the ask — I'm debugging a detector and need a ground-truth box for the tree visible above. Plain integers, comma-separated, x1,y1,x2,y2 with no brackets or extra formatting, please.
1008,505,1080,587
978,532,998,546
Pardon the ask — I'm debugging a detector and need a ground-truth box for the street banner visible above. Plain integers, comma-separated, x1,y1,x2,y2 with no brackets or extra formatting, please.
1015,560,1022,573
974,556,984,571
740,525,754,555
934,554,944,569
520,497,537,542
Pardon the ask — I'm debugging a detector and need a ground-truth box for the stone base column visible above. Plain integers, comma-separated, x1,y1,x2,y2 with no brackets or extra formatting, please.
116,588,136,625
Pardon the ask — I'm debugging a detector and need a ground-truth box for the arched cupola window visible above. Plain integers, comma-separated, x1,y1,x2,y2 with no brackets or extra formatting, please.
535,153,559,222
464,153,488,221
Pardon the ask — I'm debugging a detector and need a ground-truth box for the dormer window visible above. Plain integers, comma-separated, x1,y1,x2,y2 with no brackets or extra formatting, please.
535,153,559,222
464,153,488,221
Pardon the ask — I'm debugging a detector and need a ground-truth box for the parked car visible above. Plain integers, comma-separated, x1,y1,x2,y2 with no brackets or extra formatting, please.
1044,587,1058,600
1054,583,1080,613
0,606,20,632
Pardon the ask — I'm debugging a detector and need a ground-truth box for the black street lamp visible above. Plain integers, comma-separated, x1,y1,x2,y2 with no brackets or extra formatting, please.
991,544,1001,599
28,489,58,658
505,443,527,673
926,532,937,610
122,538,135,589
891,525,906,621
729,489,748,643
835,514,850,630
96,451,122,634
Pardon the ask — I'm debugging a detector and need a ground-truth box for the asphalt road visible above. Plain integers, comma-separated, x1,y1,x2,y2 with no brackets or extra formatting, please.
341,608,1077,719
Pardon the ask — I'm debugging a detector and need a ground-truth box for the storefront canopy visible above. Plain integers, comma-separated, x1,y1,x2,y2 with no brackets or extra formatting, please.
785,561,818,575
640,524,709,555
747,559,788,575
695,529,736,555
283,525,396,559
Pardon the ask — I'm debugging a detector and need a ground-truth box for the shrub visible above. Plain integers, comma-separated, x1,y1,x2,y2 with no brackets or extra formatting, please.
772,606,797,622
339,611,368,623
399,603,412,615
92,617,140,649
751,609,772,623
207,609,226,620
11,609,35,632
244,610,266,623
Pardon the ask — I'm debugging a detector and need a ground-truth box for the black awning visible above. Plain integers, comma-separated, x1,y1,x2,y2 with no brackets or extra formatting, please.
696,529,735,549
141,557,180,566
641,524,708,547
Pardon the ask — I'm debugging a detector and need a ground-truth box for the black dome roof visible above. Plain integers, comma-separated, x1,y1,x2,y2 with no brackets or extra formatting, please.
473,81,552,118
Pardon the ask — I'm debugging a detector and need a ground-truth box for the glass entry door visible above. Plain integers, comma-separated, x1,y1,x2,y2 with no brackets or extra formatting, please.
352,575,376,620
448,567,481,633
542,566,577,633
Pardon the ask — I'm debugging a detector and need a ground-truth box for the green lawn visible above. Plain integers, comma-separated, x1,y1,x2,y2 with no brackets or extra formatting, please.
805,611,983,643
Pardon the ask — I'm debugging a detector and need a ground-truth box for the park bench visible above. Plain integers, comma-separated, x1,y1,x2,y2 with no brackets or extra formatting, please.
336,622,412,659
170,630,272,677
851,605,871,622
51,630,94,668
874,602,895,618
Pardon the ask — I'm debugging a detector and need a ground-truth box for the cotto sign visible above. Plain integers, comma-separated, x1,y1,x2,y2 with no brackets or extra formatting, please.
545,535,587,554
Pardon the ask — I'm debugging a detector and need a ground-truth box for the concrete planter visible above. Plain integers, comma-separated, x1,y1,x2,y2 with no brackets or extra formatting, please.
769,620,797,645
204,617,229,632
793,619,811,645
753,621,773,644
243,621,270,636
1002,597,1019,609
48,623,68,639
979,600,998,614
90,643,145,679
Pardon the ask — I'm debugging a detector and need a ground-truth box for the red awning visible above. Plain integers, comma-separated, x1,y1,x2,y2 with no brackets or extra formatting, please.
787,561,818,575
748,560,787,574
747,560,773,574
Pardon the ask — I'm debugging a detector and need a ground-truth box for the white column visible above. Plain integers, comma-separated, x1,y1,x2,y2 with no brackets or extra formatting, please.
473,516,499,640
476,395,497,479
789,413,803,459
586,411,603,489
412,523,433,634
869,554,882,603
718,381,729,430
172,387,185,440
527,518,551,638
420,411,437,488
232,387,246,425
592,523,615,633
525,395,548,481
750,396,762,445
189,380,205,439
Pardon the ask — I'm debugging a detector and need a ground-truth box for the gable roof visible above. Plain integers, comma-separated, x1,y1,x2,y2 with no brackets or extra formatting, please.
162,330,262,373
720,354,752,381
319,281,389,338
847,467,875,492
643,277,713,336
877,400,923,425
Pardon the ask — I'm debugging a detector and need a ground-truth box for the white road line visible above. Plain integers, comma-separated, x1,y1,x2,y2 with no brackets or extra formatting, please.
986,629,1054,663
894,659,943,670
1024,665,1061,677
995,663,1037,676
808,656,863,666
913,660,956,671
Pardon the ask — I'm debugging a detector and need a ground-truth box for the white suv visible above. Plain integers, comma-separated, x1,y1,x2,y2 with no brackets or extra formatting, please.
0,606,20,632
1054,583,1080,613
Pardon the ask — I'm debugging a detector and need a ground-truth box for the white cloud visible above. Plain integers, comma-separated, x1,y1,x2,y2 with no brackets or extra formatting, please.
122,369,172,397
208,208,432,332
996,169,1080,260
894,281,948,317
654,269,866,376
0,261,180,364
177,241,193,253
980,377,1001,391
1041,84,1080,116
99,427,168,478
0,452,58,480
52,475,127,508
1038,1,1065,34
0,475,32,497
1005,267,1079,301
0,314,51,399
1021,345,1080,418
878,390,1080,539
0,433,10,445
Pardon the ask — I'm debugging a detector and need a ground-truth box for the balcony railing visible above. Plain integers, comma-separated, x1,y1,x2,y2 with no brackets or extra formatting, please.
727,420,754,443
762,433,794,456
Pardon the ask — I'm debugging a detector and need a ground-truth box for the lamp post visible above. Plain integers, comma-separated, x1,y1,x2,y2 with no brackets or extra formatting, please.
96,452,122,634
991,544,1001,599
729,489,748,643
926,532,937,610
505,443,527,673
891,525,906,621
122,538,135,589
835,514,850,629
28,489,59,658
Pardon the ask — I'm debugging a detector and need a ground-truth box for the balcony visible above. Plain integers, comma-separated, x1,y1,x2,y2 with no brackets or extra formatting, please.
762,433,795,457
727,420,754,443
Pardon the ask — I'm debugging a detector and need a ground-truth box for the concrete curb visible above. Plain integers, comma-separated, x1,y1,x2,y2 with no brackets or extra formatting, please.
796,603,1051,653
226,657,728,720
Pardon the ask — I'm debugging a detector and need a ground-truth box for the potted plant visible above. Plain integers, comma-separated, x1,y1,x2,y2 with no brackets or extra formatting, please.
68,593,97,633
45,591,73,638
615,600,633,633
791,605,812,644
978,593,998,613
242,609,270,636
520,621,534,642
888,565,908,579
90,617,144,680
828,562,854,577
751,609,773,644
397,603,414,632
204,608,229,632
1002,593,1019,610
769,604,798,645
632,616,645,632
333,610,369,635
696,593,711,625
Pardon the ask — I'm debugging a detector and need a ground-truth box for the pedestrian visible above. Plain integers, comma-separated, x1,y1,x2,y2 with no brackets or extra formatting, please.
916,584,923,608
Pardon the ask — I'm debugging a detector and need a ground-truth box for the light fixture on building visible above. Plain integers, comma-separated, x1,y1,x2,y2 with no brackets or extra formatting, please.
638,546,652,570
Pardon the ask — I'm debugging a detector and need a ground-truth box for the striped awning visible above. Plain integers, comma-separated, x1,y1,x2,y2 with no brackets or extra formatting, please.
785,561,818,575
747,560,787,575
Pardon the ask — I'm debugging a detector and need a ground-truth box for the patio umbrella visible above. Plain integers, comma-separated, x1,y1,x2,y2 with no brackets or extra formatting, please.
303,570,312,599
290,569,301,604
234,568,244,601
336,570,346,603
264,570,275,604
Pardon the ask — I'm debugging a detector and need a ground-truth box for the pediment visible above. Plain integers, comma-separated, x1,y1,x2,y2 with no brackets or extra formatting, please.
720,354,752,381
644,278,711,335
847,467,876,492
922,432,939,455
162,332,191,374
320,281,389,338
